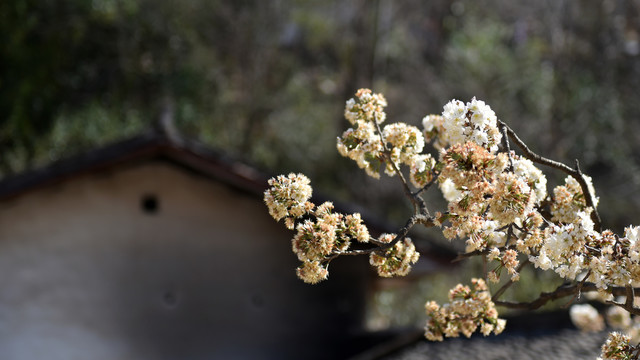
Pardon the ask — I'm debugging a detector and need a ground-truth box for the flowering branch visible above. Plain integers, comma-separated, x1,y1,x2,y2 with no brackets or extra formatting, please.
495,283,640,311
498,120,602,231
374,120,429,215
325,213,436,261
264,89,640,359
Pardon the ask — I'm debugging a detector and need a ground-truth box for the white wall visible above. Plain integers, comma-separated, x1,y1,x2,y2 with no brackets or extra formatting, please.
0,161,368,360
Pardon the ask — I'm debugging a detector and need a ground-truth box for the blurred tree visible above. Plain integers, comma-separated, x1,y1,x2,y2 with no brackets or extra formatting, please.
2,0,640,229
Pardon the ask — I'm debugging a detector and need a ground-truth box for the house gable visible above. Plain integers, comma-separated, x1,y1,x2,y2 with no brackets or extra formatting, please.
0,158,369,359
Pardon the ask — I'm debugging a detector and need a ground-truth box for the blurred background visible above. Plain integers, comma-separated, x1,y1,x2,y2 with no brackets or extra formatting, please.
2,0,640,343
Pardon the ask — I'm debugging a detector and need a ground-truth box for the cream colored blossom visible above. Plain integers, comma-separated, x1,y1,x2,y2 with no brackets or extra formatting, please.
409,154,436,188
422,114,448,150
439,98,502,153
291,219,336,262
296,260,329,284
570,304,605,332
369,235,420,277
599,332,632,360
424,279,505,341
337,121,384,179
264,173,314,229
382,122,425,170
606,306,632,330
489,172,535,225
551,175,599,224
344,88,388,125
511,156,547,204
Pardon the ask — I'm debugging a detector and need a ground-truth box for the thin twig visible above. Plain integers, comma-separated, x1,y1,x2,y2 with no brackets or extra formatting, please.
374,121,428,215
500,123,514,171
498,120,602,231
453,244,518,263
561,269,591,308
495,283,640,311
607,285,640,315
491,259,530,302
324,213,436,262
414,173,440,196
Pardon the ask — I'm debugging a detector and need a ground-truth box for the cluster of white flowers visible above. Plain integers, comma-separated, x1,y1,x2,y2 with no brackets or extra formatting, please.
527,207,640,290
422,115,448,150
263,173,314,229
489,172,535,225
344,88,388,125
570,303,605,332
265,174,420,284
438,178,463,203
436,141,543,259
296,260,329,284
337,89,387,178
512,156,548,204
425,98,502,153
488,248,520,282
424,279,506,341
528,212,593,278
599,332,633,360
369,234,420,277
409,154,436,188
338,89,435,183
289,201,371,283
382,122,425,176
336,121,384,178
605,306,640,347
586,228,640,289
552,175,599,224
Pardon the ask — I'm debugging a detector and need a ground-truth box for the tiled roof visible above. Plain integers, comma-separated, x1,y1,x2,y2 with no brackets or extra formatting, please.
379,328,606,360
0,128,268,200
353,310,608,360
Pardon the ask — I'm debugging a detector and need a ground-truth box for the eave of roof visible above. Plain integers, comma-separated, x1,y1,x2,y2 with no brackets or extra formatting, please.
0,129,267,201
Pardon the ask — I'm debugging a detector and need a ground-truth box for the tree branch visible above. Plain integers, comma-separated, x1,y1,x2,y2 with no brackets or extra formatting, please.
497,120,602,231
491,259,530,302
495,282,640,311
374,121,428,215
606,285,640,316
453,244,518,263
324,213,436,262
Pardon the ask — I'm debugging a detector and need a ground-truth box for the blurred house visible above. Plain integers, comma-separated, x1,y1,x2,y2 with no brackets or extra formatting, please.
0,129,453,360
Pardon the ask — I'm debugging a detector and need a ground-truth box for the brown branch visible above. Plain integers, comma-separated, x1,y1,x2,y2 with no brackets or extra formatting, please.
606,285,640,316
491,259,530,302
500,123,514,171
561,269,591,308
453,244,518,263
414,173,439,196
495,282,640,311
374,121,428,215
498,120,602,231
324,214,436,262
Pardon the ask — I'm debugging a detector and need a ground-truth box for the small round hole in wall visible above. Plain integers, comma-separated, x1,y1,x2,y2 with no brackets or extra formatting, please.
251,294,265,309
162,290,179,309
141,194,159,214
